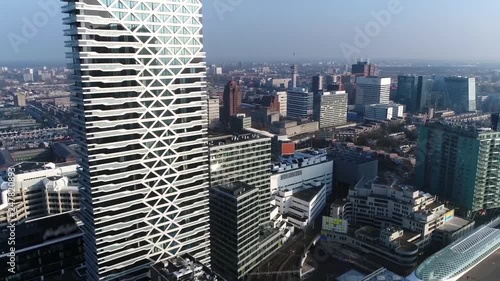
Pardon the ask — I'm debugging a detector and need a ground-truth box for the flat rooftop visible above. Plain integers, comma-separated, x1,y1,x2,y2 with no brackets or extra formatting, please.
213,182,257,197
208,133,269,147
437,216,473,233
293,186,323,202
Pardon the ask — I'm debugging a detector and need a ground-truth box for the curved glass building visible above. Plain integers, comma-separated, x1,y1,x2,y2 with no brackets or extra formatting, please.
408,217,500,281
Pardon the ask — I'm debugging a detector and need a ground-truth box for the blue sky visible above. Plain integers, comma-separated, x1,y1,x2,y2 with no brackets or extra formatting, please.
0,0,499,64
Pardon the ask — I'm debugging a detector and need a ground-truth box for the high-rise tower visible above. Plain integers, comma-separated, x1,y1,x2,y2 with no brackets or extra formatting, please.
62,1,210,280
291,64,298,88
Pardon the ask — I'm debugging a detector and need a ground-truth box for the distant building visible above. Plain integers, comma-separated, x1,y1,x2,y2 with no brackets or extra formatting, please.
260,95,281,113
312,75,324,94
313,91,348,128
268,78,292,89
355,77,391,114
269,120,319,136
150,254,225,281
416,121,500,212
291,64,298,88
364,102,404,121
22,73,34,82
352,61,377,77
0,213,84,281
0,162,79,226
14,93,26,107
209,182,261,280
222,81,242,124
230,114,252,132
396,75,432,113
275,91,287,117
208,97,220,128
444,77,476,113
287,87,313,120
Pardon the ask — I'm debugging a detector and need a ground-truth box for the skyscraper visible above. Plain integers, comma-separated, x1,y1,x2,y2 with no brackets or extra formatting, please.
313,91,348,128
355,77,391,114
396,75,432,113
351,61,377,77
63,1,210,280
287,87,314,120
222,81,242,124
416,121,500,212
444,77,476,113
312,75,324,94
291,64,298,88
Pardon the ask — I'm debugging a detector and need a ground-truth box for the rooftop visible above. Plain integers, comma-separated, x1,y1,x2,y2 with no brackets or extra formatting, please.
437,217,473,233
272,149,330,174
213,182,257,197
151,254,223,281
292,185,323,202
208,133,269,147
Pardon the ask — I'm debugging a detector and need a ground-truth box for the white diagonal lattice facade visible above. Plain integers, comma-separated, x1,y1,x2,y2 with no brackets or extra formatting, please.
62,0,209,280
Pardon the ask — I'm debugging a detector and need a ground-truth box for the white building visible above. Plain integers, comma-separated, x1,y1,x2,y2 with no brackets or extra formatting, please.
364,102,404,121
274,181,326,229
276,91,287,117
207,97,220,128
0,162,79,226
63,0,211,279
355,77,391,114
271,149,333,198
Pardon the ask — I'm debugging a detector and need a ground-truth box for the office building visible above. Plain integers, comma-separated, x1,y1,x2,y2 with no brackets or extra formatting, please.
273,181,326,229
63,0,210,279
260,95,280,113
208,97,220,128
364,102,404,121
355,77,391,114
396,75,432,112
416,121,500,212
287,87,313,120
14,93,27,107
150,254,225,281
0,162,79,226
23,73,34,82
270,149,333,198
209,182,260,280
313,91,348,128
408,217,500,281
275,91,287,117
352,61,377,77
291,64,298,88
267,78,292,89
222,81,243,124
269,120,319,137
312,75,324,94
0,213,84,281
209,133,272,226
444,77,476,113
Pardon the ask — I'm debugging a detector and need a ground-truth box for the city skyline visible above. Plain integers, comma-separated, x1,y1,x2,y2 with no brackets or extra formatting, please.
1,0,500,64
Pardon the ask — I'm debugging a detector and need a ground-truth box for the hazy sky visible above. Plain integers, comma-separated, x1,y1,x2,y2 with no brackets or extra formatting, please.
1,0,499,65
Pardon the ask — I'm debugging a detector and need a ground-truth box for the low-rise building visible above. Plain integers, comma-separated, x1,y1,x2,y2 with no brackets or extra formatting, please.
364,102,404,121
150,254,225,281
269,120,319,136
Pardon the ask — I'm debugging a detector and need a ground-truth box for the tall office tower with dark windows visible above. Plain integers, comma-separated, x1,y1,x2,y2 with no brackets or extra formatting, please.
351,61,377,77
416,121,500,213
287,87,313,120
209,182,260,280
312,75,324,94
444,77,476,113
62,1,210,280
222,80,242,124
208,133,272,226
396,75,432,113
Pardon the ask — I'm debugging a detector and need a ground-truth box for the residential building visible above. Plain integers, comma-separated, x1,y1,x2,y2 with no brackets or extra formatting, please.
222,81,243,124
63,0,211,279
150,254,225,281
416,121,500,212
0,213,84,281
0,162,79,226
287,87,313,120
364,102,404,121
14,93,27,107
444,77,476,113
352,61,377,77
268,78,292,89
209,182,260,280
313,91,348,128
355,77,391,114
208,97,220,128
270,149,333,198
276,91,287,117
396,75,432,113
273,181,326,229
